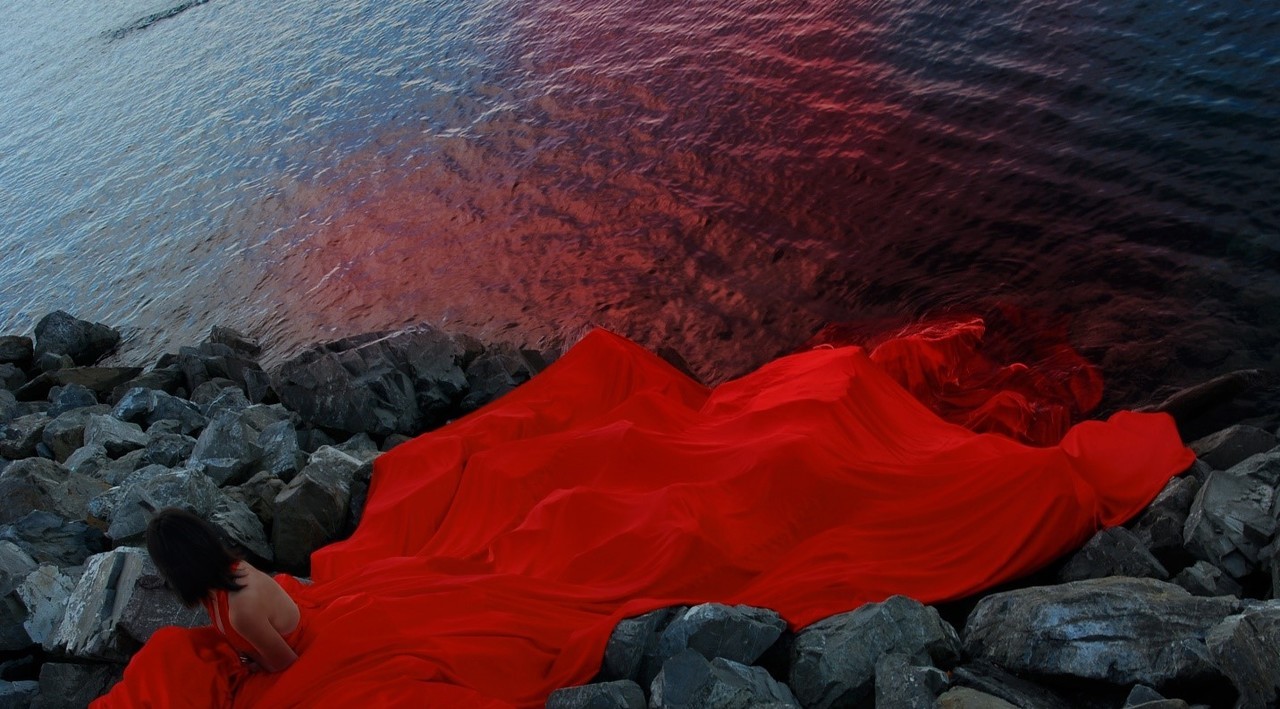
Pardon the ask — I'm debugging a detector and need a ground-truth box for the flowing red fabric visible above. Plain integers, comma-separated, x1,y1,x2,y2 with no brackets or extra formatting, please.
94,326,1192,707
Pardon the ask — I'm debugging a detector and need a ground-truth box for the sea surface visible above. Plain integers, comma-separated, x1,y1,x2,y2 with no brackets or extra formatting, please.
1,0,1277,409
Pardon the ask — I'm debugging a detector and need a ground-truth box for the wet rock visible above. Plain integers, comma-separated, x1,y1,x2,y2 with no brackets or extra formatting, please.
142,432,197,468
188,410,262,486
210,495,271,561
273,327,478,437
651,650,800,709
874,651,949,709
16,367,142,403
33,311,120,366
47,383,97,417
0,364,26,393
32,662,124,709
1058,526,1169,583
0,337,32,367
656,603,785,666
107,467,221,543
950,660,1074,709
0,458,107,525
1205,601,1280,708
0,680,38,707
0,413,49,459
1171,561,1244,597
1129,475,1202,568
0,511,108,567
546,680,646,709
111,387,206,434
963,577,1242,688
83,414,148,457
272,446,362,573
1183,451,1280,578
257,420,304,481
936,687,1018,709
790,595,961,709
1191,425,1278,471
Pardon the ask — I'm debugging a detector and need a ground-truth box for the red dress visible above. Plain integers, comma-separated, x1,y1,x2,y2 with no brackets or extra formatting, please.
93,326,1193,707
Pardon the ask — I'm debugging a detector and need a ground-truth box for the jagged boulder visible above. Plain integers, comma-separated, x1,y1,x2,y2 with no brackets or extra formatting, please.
963,577,1242,689
272,446,363,573
1058,526,1169,583
1206,601,1280,708
107,466,221,542
0,679,38,707
547,680,646,709
0,511,108,567
1191,425,1278,471
15,564,76,648
0,542,38,650
0,364,26,393
1183,451,1280,578
936,687,1018,708
949,661,1073,709
111,387,207,434
459,342,540,412
656,603,786,667
227,471,285,530
600,607,681,687
790,595,961,709
1171,561,1243,597
210,495,271,561
33,662,124,709
1129,475,1202,567
142,432,197,468
33,311,119,366
651,650,799,708
48,383,98,417
41,407,110,462
0,458,107,525
0,391,17,425
256,420,305,481
0,413,49,459
0,337,32,367
187,410,262,486
874,651,950,709
83,414,148,457
16,367,142,403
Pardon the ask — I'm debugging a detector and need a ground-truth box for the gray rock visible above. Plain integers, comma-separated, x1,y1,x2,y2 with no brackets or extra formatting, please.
546,680,646,709
0,336,32,367
1191,425,1279,471
189,379,239,408
0,364,26,393
204,386,251,419
239,404,292,434
651,650,800,709
33,311,120,365
459,342,538,412
0,457,107,524
64,443,110,479
1183,452,1280,578
115,552,205,645
257,420,304,481
0,511,108,567
1129,475,1202,567
1171,561,1244,597
41,408,100,462
109,366,185,401
0,542,38,650
601,607,678,685
874,651,949,709
950,661,1074,709
1125,685,1168,706
936,687,1019,709
32,662,124,709
1206,601,1280,709
334,432,379,463
227,471,285,530
17,564,75,646
34,352,72,374
111,387,206,434
16,367,142,403
108,467,221,543
97,448,149,486
142,432,197,468
83,414,148,457
0,413,49,459
243,368,275,404
188,410,262,486
210,495,271,561
208,326,261,357
657,603,786,666
272,446,362,573
272,327,477,437
0,680,38,708
0,391,16,425
47,383,98,417
380,433,412,452
177,342,263,396
963,577,1243,688
1058,526,1169,583
790,595,961,709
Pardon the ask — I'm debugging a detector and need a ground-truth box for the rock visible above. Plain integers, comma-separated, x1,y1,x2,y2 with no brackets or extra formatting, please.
107,467,221,543
16,367,143,403
0,511,108,567
97,448,149,486
546,680,646,709
47,547,202,660
656,603,786,667
176,344,262,396
874,651,949,709
204,386,251,419
601,608,679,685
110,366,185,401
47,383,98,417
41,408,105,462
380,433,412,452
227,471,284,530
334,432,379,462
111,387,206,434
790,595,961,709
0,364,26,393
950,661,1074,709
936,687,1019,709
272,327,478,437
34,352,73,374
0,391,16,425
16,564,76,646
1058,526,1169,583
1191,425,1278,471
257,420,304,481
963,577,1243,689
189,379,239,408
83,414,148,457
1183,452,1280,579
239,404,292,435
32,662,123,709
243,368,275,404
187,410,262,486
0,337,32,367
459,343,538,412
208,326,261,357
651,650,800,709
0,680,38,708
1171,561,1244,597
0,413,49,459
272,446,362,573
33,311,120,366
0,541,38,650
0,458,107,525
1205,601,1280,708
1129,475,1202,568
1125,685,1168,706
1147,369,1270,426
210,495,271,561
296,427,337,454
142,432,197,468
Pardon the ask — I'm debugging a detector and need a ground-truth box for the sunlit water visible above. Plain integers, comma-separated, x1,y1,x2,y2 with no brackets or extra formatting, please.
1,0,1276,410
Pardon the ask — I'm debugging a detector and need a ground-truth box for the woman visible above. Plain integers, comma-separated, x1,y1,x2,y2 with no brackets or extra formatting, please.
145,508,301,674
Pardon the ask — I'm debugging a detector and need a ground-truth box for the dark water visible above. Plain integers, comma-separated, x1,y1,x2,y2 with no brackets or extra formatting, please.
1,0,1277,409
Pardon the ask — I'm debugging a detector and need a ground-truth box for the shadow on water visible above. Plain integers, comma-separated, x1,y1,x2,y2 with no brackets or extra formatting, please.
104,0,212,41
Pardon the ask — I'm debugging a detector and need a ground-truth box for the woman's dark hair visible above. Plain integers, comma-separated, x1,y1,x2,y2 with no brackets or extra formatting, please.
145,507,244,607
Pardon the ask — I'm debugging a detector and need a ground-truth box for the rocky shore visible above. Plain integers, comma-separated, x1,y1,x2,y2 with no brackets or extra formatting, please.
0,311,1276,708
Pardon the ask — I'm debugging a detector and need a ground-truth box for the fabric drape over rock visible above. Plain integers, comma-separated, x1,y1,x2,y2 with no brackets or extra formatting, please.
94,326,1193,707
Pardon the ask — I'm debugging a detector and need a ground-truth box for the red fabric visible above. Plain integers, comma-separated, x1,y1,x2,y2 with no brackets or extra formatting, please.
93,326,1192,708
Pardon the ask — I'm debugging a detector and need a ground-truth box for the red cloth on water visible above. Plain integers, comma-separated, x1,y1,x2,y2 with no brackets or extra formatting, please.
93,326,1192,707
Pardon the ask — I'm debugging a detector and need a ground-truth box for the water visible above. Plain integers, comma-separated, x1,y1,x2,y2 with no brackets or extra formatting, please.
1,0,1277,410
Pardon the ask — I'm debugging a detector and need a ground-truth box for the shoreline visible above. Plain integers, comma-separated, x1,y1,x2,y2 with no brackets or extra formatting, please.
0,311,1278,708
